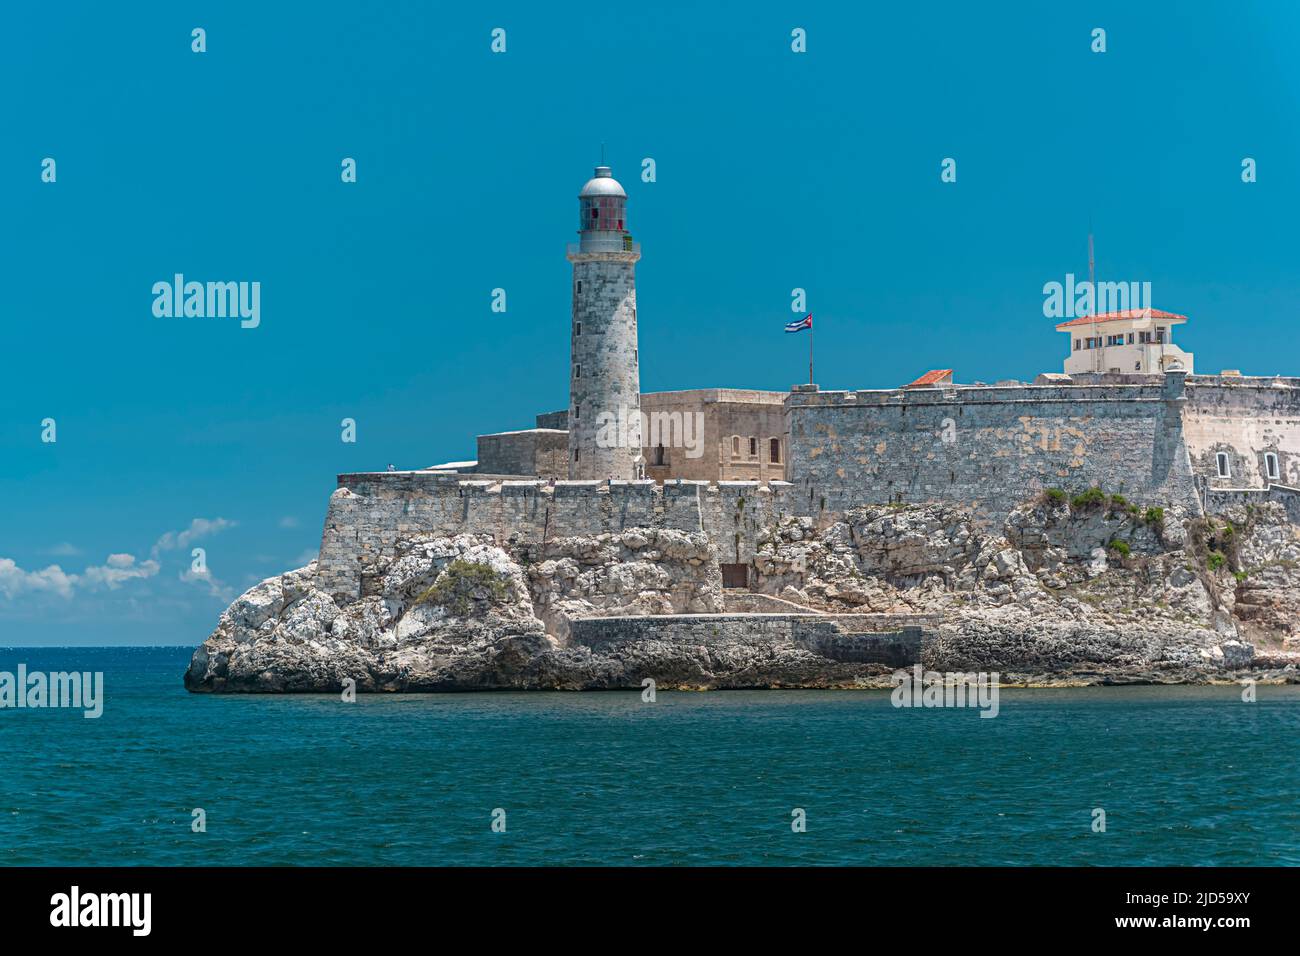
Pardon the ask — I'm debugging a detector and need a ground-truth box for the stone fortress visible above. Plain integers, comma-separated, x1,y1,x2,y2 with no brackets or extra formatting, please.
185,163,1300,692
354,162,1300,586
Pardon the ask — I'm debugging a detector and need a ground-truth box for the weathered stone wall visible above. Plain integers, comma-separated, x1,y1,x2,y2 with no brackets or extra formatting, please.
319,377,1300,607
568,613,925,667
317,473,800,603
475,429,568,478
1205,484,1300,525
784,374,1200,526
1184,378,1300,489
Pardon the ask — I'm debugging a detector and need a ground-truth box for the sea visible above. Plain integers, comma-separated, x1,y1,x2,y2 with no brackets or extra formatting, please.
1,646,1297,866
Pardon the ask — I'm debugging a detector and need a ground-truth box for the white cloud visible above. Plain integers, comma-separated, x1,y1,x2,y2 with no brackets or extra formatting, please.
80,553,161,590
278,516,300,529
152,517,236,558
45,542,83,557
0,552,159,599
0,558,77,600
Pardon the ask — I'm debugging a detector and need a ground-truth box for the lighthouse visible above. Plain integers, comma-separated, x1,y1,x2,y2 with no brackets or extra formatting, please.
567,164,642,479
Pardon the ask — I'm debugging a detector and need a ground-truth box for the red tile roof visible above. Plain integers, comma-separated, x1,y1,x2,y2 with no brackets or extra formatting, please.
904,369,954,388
1055,308,1188,331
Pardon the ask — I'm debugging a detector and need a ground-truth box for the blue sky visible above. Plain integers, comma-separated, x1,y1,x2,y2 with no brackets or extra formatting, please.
2,1,1298,645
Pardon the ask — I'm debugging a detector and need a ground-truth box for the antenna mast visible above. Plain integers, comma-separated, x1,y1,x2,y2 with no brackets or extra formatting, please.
1089,232,1103,373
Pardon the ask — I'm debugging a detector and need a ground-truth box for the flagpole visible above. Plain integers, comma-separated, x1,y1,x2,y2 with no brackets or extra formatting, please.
809,320,814,384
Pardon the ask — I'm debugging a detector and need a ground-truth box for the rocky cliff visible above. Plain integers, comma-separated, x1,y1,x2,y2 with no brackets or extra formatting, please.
184,497,1300,692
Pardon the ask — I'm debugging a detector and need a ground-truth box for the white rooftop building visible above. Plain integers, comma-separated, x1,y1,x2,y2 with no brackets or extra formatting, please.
1057,307,1194,375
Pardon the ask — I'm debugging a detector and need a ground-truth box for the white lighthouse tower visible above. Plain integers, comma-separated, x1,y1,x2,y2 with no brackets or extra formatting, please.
567,164,642,479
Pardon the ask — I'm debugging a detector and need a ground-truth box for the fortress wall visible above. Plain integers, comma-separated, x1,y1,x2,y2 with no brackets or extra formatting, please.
660,481,706,532
316,472,809,602
317,473,714,602
701,481,800,566
1204,484,1300,524
785,377,1201,527
475,429,568,479
1183,380,1300,490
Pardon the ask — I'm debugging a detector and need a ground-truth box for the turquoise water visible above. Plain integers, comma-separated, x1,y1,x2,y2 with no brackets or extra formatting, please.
1,647,1297,865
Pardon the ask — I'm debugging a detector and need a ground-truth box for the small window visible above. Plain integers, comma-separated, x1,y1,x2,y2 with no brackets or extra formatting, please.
748,437,757,457
1127,333,1135,344
1265,452,1280,480
574,449,579,462
732,436,740,456
1216,452,1231,478
575,322,581,336
654,444,666,466
770,438,781,464
574,364,581,378
576,281,582,294
574,404,580,420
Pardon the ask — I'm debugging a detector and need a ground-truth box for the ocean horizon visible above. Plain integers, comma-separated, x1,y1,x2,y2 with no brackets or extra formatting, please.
2,645,1296,867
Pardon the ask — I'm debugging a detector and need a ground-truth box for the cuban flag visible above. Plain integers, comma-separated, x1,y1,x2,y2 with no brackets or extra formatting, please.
785,313,813,333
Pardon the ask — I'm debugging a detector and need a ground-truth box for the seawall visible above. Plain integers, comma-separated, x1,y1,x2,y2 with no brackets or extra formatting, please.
569,613,928,667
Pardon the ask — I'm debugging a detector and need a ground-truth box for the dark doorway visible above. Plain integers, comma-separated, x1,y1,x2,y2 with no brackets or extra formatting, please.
721,563,748,589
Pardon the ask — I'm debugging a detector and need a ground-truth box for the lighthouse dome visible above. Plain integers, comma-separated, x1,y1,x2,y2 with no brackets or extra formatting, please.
579,166,626,199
